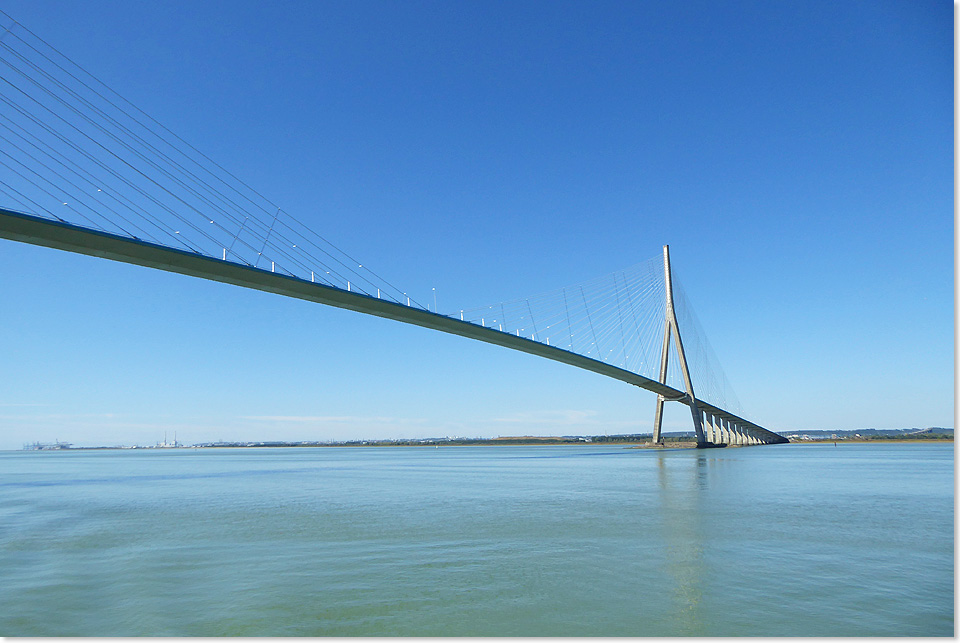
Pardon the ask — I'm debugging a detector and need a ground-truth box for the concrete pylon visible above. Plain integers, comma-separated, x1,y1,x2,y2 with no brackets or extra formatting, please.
651,245,708,446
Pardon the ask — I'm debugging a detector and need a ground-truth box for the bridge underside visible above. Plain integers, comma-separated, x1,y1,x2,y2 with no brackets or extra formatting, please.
0,207,788,446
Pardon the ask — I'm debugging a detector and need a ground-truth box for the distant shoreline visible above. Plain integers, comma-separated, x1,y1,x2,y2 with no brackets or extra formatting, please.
779,439,948,445
18,433,953,451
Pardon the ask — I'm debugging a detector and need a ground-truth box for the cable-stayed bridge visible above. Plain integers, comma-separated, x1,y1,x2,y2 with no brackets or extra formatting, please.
0,13,786,447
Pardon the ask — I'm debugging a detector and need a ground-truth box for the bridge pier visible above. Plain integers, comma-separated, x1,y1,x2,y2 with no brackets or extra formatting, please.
707,412,719,444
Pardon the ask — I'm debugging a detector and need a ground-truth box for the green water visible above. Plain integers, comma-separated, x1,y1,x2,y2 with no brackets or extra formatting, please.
0,442,953,636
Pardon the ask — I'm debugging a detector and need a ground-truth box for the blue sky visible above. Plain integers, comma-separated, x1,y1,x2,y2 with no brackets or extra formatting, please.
0,0,952,449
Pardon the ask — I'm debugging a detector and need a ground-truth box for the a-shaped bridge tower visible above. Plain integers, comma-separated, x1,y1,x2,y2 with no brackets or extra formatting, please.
650,245,783,446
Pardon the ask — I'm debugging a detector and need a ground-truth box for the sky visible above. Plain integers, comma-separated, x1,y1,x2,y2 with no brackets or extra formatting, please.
0,0,952,449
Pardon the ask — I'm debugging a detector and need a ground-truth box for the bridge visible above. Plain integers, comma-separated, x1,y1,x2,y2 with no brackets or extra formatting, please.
0,12,786,447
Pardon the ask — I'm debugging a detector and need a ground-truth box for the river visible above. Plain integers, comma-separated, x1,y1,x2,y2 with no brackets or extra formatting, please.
0,442,952,636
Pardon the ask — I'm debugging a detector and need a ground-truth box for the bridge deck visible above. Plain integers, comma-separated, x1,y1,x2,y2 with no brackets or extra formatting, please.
0,207,785,443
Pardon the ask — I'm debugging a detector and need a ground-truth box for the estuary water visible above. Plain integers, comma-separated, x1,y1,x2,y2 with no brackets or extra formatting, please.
0,442,953,636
